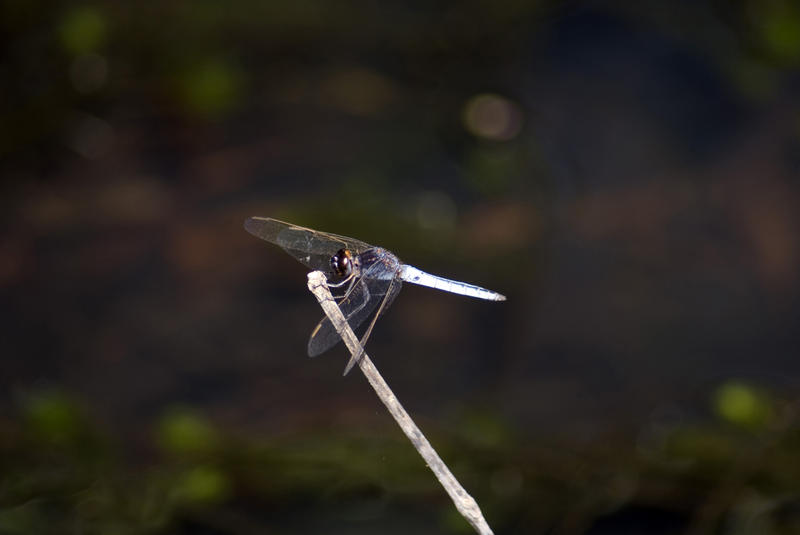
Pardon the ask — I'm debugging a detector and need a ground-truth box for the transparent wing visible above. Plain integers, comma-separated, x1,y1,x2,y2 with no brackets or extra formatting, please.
307,276,403,357
244,217,374,271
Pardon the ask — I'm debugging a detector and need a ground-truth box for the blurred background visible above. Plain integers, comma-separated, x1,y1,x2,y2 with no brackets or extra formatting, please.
2,0,799,533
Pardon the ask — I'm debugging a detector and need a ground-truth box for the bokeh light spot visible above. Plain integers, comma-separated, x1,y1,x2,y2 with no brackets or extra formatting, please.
757,1,800,63
180,58,243,118
462,93,523,141
174,466,230,505
58,7,107,55
23,390,83,445
157,407,219,456
713,381,773,430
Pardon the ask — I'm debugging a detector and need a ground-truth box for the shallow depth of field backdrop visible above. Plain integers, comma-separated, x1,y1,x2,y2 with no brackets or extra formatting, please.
2,1,799,534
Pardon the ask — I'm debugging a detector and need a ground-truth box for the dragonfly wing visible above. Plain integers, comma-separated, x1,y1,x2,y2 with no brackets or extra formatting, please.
307,274,402,357
308,277,381,356
372,276,402,322
244,217,374,270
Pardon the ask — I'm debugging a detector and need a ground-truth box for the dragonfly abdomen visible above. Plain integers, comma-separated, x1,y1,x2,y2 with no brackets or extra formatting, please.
399,265,506,301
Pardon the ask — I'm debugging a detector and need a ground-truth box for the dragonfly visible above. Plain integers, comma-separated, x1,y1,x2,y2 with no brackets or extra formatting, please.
244,217,506,374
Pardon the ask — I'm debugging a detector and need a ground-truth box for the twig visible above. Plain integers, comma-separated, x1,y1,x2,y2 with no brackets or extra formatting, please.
307,271,495,535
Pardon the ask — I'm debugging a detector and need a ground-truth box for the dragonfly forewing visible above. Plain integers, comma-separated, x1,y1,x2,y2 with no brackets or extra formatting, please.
244,217,373,271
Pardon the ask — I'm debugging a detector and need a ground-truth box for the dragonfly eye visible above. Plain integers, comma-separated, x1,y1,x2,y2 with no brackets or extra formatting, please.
331,249,353,277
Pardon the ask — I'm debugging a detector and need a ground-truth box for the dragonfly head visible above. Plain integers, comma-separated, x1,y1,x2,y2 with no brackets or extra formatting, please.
330,249,355,278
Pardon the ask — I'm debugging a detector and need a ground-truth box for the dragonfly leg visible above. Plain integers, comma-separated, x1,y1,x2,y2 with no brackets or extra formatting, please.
327,272,355,288
331,274,359,302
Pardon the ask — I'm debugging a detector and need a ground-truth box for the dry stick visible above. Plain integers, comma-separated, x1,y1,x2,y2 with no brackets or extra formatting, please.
307,271,495,535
